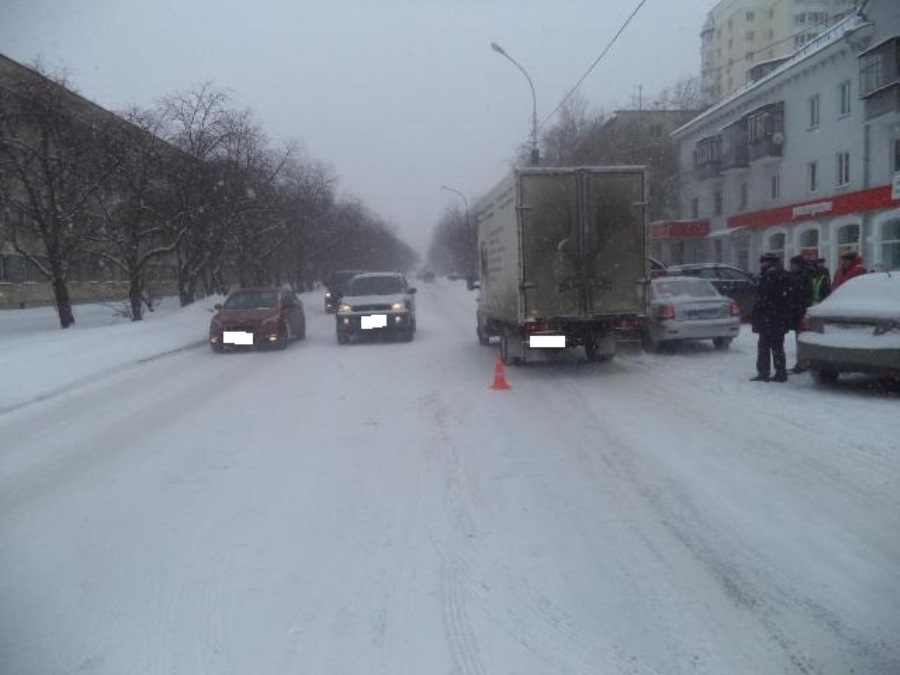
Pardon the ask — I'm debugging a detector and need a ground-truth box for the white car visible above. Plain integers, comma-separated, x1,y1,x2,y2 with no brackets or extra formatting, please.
798,271,900,383
643,276,741,352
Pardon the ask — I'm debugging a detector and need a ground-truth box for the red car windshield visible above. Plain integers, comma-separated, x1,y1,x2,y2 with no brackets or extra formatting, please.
223,291,278,309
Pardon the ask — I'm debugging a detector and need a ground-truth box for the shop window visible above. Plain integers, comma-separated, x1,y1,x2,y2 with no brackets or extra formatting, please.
836,223,860,256
768,233,786,266
882,220,900,270
799,228,819,260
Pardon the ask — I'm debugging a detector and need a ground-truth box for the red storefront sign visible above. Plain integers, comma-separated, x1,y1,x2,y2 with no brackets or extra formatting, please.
651,219,711,239
727,184,900,230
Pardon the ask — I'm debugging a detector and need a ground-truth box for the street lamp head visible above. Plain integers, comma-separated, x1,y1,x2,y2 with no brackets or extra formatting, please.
490,42,506,55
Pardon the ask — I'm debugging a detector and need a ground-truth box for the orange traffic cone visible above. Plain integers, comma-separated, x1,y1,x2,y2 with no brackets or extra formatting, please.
489,351,511,390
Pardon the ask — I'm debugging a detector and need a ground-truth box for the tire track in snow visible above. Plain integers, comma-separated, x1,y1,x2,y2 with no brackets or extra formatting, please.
422,389,662,675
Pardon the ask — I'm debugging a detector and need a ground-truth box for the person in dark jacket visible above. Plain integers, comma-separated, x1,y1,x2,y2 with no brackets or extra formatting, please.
750,252,792,382
788,255,814,373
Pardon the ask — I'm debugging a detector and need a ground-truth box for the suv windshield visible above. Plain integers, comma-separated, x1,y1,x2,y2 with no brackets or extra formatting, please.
223,291,278,309
349,275,404,296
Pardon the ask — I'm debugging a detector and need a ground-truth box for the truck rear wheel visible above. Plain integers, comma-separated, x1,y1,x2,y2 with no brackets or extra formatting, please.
476,315,491,346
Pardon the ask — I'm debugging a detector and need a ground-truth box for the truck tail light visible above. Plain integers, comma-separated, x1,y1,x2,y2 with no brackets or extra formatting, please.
524,320,551,333
730,300,741,317
615,316,644,330
660,304,676,321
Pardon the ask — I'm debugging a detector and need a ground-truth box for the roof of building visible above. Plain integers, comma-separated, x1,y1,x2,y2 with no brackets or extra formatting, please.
672,10,870,138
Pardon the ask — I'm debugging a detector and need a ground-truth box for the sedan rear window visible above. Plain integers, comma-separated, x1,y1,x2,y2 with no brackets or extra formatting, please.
652,278,719,299
223,291,278,309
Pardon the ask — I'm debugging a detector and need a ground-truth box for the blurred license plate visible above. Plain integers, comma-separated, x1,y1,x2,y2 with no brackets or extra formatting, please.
361,314,388,329
688,309,721,319
223,331,254,345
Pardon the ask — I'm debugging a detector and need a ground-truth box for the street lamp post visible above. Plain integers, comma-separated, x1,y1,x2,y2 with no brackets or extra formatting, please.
491,41,539,166
441,184,476,287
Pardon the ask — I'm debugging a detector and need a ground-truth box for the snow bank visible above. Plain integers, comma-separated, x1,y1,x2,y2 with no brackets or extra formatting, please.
0,297,221,411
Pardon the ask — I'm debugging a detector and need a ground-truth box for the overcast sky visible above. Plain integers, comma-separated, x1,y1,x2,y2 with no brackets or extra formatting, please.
1,0,713,256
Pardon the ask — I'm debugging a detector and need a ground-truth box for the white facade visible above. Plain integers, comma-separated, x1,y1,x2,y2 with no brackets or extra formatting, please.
702,0,859,105
667,0,900,273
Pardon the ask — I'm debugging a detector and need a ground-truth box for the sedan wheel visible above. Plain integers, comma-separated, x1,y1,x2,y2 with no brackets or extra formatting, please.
713,337,732,350
276,321,290,350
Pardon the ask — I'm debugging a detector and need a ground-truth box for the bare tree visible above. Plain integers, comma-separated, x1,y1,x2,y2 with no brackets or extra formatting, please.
88,106,191,320
157,83,238,306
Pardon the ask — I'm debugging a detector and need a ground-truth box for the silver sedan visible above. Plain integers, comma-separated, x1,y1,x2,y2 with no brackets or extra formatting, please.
643,276,742,352
798,271,900,383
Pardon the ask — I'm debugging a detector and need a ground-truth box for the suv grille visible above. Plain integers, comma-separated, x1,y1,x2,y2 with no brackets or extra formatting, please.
355,303,393,312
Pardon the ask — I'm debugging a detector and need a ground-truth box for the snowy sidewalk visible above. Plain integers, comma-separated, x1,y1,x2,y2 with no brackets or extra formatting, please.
0,297,220,412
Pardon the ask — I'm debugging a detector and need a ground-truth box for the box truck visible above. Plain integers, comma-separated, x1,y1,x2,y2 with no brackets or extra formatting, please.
474,166,649,364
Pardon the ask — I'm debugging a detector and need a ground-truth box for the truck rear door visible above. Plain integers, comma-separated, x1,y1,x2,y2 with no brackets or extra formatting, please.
519,171,583,319
519,169,647,320
582,170,647,315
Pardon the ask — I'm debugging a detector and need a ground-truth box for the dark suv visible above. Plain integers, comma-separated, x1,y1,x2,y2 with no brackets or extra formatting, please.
324,270,364,313
336,272,417,344
667,263,758,320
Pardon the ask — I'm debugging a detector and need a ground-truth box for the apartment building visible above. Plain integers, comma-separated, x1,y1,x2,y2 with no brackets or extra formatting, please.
701,0,859,104
656,0,900,274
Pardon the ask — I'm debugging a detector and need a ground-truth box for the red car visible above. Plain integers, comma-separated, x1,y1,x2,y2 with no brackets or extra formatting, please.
209,288,306,352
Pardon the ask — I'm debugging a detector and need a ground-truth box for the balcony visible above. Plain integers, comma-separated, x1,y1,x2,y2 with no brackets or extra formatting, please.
696,160,722,180
747,102,784,164
693,135,722,181
864,83,900,123
749,135,784,163
721,119,748,172
721,144,749,171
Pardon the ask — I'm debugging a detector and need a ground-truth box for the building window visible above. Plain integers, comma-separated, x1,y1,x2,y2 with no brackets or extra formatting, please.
691,197,700,219
836,224,861,256
746,11,754,21
768,233,786,266
795,13,806,26
771,173,781,200
883,220,900,270
837,151,851,186
893,139,900,173
739,182,748,210
745,51,754,62
714,191,723,216
838,80,851,116
799,229,820,260
808,94,820,128
808,161,818,192
714,239,724,263
746,31,754,41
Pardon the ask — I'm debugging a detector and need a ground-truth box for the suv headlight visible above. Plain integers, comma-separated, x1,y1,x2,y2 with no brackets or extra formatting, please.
338,303,353,314
391,301,406,311
325,292,332,299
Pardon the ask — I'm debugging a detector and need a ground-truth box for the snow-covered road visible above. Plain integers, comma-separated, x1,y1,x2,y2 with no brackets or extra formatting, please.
1,281,898,674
